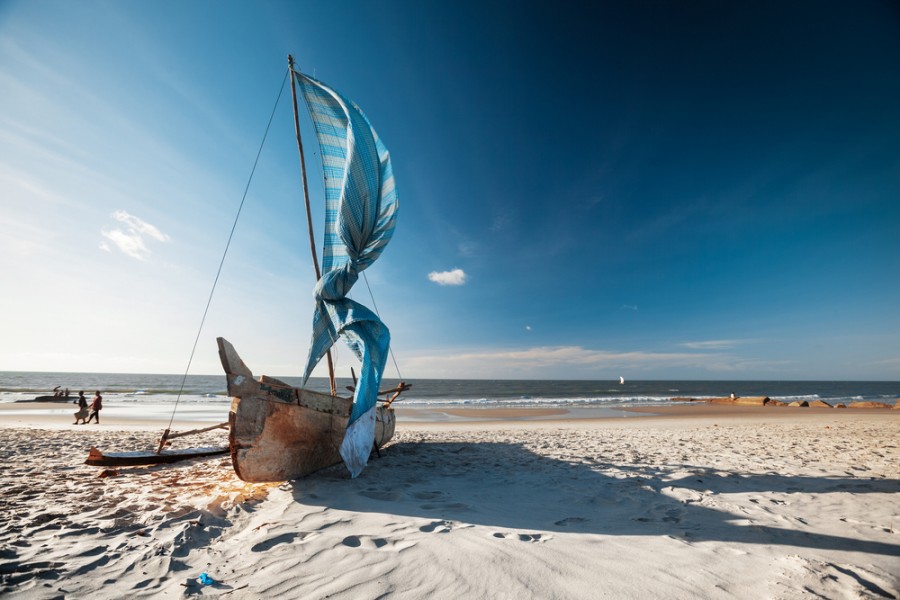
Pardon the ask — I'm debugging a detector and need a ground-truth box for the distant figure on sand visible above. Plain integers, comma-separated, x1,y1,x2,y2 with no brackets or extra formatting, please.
85,391,103,424
73,391,89,425
53,386,61,399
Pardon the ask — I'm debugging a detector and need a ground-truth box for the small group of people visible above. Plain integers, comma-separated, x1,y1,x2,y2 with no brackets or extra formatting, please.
73,390,102,425
52,386,70,399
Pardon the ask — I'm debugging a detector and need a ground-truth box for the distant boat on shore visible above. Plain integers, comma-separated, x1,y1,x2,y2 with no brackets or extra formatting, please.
17,395,72,403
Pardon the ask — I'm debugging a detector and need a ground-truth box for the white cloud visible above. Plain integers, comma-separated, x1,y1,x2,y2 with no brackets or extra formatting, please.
525,325,532,331
101,210,170,260
428,268,466,286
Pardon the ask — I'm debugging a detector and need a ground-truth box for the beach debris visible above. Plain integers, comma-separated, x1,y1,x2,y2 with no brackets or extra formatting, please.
98,468,119,478
198,572,214,586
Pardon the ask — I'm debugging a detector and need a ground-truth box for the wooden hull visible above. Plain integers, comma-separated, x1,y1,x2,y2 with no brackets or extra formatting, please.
85,446,228,467
218,337,396,483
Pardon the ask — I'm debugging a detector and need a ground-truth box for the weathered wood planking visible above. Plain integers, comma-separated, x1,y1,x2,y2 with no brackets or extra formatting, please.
218,337,395,482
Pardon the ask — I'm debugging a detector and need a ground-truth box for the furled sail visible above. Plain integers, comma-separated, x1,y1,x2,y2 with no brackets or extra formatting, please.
293,70,398,477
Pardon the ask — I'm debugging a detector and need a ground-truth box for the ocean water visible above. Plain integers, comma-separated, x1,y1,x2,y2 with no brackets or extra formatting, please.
1,371,897,409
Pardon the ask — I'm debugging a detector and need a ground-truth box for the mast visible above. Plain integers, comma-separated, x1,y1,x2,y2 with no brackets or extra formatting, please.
288,54,337,396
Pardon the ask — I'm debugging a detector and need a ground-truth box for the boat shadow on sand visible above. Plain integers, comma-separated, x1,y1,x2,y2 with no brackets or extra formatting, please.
291,439,900,558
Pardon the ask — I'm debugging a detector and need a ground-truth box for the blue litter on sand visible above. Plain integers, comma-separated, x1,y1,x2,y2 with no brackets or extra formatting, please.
198,573,214,585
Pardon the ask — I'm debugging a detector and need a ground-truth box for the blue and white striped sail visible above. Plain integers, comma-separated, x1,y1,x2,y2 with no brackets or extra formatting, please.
293,69,398,478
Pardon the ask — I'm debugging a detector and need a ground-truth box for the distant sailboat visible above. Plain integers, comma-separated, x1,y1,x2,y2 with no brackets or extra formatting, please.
619,376,625,385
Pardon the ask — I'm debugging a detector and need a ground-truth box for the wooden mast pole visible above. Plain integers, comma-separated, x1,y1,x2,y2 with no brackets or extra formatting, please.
288,54,337,396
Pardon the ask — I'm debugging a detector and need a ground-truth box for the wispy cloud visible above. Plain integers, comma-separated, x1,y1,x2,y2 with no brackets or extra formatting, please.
680,339,743,350
100,210,170,260
457,240,479,257
406,345,708,373
428,268,467,286
489,207,515,232
403,345,782,378
874,357,900,368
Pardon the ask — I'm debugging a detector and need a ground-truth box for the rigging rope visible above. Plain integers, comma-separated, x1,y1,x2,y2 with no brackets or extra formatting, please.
164,70,289,432
362,271,404,381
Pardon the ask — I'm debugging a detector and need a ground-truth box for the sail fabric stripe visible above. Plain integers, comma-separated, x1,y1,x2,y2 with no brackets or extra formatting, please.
293,70,398,478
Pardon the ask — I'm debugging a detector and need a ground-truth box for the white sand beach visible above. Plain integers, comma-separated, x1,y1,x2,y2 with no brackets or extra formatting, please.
1,405,898,599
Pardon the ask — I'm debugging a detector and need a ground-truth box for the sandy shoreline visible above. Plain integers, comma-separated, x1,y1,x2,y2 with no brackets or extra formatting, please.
4,399,897,428
1,407,898,599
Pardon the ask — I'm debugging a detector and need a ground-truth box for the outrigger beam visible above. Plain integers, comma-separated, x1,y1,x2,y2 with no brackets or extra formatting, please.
156,422,229,454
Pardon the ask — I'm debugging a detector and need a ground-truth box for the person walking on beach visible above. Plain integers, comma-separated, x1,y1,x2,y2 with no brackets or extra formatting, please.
73,391,89,424
85,391,103,424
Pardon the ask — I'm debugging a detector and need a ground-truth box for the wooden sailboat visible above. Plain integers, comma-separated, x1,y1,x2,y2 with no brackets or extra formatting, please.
218,338,399,482
218,56,407,482
84,57,406,477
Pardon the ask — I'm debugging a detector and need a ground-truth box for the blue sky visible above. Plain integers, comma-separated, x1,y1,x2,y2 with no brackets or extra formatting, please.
1,0,898,380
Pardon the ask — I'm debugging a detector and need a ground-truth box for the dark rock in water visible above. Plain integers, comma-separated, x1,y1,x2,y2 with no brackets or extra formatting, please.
808,400,833,408
670,397,702,402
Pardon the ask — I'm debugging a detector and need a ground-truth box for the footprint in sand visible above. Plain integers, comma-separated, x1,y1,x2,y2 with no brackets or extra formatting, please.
419,520,453,534
492,532,551,543
412,491,444,500
251,532,300,552
553,517,589,527
360,489,400,501
662,509,682,523
340,535,391,549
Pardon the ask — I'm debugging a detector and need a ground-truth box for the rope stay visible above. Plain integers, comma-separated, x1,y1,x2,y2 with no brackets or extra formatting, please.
362,271,404,381
163,70,289,435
